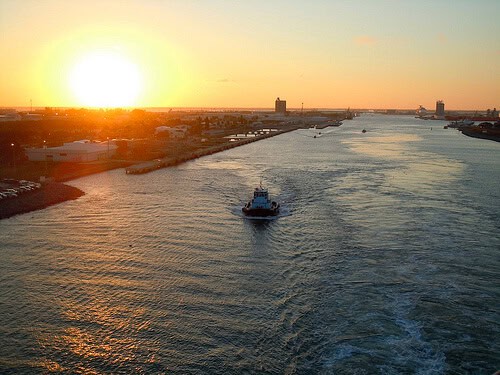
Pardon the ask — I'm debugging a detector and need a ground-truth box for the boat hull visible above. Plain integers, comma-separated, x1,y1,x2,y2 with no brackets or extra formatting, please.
242,207,280,217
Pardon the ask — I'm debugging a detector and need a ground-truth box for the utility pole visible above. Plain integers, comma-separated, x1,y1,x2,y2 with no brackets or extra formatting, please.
43,140,47,176
11,143,16,175
301,103,304,126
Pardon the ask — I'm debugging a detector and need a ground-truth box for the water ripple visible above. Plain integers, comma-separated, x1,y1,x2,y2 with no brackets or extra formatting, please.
1,115,499,373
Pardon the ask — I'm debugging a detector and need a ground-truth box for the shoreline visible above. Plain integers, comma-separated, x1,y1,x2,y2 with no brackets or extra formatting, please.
126,124,303,174
461,129,500,143
0,182,85,220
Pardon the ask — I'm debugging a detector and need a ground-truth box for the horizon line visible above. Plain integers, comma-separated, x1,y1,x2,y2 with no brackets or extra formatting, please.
1,105,497,113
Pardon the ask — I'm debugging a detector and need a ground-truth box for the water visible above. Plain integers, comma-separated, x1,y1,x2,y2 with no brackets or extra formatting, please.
1,115,499,374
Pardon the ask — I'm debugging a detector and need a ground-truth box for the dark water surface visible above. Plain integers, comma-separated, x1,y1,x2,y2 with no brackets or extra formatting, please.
1,115,499,374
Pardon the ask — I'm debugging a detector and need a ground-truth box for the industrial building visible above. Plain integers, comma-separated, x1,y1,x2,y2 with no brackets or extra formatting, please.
436,100,445,117
155,126,188,139
275,97,286,114
25,140,117,162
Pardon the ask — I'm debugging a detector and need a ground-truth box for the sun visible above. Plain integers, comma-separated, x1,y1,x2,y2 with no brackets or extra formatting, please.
69,51,142,108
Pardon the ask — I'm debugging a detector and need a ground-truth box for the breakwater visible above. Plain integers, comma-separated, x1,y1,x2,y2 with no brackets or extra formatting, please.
125,125,302,174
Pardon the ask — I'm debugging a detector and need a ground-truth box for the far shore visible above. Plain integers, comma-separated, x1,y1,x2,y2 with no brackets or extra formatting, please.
461,128,500,142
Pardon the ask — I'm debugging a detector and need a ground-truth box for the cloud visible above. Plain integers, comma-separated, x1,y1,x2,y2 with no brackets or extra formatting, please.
354,35,377,46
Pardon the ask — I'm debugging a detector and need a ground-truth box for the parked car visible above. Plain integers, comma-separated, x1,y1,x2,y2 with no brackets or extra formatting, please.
2,191,17,198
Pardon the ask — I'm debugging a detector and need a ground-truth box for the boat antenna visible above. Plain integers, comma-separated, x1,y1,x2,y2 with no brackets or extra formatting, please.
260,177,263,189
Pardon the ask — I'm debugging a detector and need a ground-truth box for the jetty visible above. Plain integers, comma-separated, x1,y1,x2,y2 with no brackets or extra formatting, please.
125,125,301,175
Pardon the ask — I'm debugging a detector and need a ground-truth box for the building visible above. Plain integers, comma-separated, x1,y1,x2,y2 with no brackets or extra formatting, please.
275,97,286,114
436,100,445,117
155,126,188,139
0,109,21,122
416,105,427,117
25,140,117,162
0,114,21,122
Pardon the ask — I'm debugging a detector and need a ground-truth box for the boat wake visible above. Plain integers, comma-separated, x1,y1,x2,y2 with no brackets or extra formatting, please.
295,127,340,138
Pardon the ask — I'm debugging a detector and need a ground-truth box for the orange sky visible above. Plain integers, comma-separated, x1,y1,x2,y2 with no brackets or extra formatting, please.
0,0,499,110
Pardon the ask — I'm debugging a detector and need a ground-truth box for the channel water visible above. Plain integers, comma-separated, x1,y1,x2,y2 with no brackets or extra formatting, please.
1,115,499,374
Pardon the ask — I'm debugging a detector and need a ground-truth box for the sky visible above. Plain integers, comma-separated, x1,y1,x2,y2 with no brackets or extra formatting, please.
0,0,499,110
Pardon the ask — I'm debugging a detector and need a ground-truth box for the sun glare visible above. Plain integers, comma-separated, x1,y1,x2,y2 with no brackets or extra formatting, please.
69,51,142,108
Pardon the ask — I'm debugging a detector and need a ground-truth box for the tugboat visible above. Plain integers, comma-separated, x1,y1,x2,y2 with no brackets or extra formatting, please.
242,182,280,217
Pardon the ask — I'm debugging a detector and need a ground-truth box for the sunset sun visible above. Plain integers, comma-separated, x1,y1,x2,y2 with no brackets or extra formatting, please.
69,51,142,108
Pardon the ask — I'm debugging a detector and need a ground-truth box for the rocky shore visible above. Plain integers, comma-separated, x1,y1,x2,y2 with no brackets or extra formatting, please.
0,182,84,220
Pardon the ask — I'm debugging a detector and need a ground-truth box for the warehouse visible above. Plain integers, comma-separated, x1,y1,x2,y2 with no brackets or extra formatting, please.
25,140,117,162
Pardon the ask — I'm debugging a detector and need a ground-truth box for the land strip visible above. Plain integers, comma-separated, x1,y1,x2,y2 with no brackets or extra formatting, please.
0,182,84,220
125,123,302,174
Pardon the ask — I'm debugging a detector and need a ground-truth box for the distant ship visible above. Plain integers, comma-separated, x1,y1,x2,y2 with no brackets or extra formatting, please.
415,105,428,118
242,183,280,217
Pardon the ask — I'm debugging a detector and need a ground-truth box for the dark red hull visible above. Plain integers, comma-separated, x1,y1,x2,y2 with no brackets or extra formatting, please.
242,204,280,217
